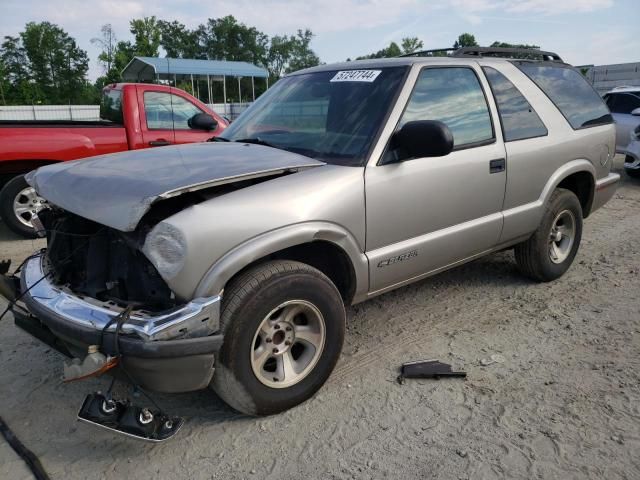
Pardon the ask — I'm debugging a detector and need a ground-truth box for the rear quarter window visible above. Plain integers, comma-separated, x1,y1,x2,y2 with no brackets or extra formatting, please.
516,63,612,129
100,88,123,124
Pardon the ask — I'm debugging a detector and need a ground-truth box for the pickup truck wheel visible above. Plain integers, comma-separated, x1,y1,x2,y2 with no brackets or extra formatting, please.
514,188,583,282
211,260,345,415
0,175,45,238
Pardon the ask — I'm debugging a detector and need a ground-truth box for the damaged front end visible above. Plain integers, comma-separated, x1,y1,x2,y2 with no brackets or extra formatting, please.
6,207,223,393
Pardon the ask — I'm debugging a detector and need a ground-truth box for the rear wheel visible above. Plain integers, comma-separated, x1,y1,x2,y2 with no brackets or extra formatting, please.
211,260,345,415
515,188,583,282
0,175,45,238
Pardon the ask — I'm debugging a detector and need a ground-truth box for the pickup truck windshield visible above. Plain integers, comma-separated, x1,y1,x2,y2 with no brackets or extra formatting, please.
219,67,407,166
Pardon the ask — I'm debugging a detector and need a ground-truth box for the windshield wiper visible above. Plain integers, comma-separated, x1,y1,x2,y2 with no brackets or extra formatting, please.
207,136,230,142
234,137,277,148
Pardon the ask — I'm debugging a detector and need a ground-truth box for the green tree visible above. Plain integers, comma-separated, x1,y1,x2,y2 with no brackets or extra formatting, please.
201,15,269,66
356,37,424,60
158,20,204,58
490,41,540,49
0,35,33,103
453,33,478,49
401,37,424,55
130,16,161,57
20,22,90,104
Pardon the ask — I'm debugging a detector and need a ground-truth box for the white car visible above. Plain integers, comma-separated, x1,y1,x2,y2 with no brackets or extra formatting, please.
603,86,640,178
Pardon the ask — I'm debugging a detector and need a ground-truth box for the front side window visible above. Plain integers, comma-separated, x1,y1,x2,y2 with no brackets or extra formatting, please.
606,93,640,114
144,92,204,130
516,63,612,129
220,67,407,166
483,66,547,142
399,67,494,148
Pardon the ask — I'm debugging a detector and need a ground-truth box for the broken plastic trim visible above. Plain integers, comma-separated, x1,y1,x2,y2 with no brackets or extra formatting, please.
397,359,467,384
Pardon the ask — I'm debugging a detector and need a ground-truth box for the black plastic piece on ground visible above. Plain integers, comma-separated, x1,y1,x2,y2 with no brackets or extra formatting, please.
77,393,184,442
0,272,19,303
0,259,10,275
398,360,467,384
0,415,51,480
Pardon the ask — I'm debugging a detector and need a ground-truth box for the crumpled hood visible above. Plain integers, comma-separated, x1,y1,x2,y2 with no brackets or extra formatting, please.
26,142,324,231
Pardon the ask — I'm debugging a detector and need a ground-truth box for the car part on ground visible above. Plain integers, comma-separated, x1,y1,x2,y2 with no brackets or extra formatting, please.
1,50,620,423
77,392,183,442
397,360,467,384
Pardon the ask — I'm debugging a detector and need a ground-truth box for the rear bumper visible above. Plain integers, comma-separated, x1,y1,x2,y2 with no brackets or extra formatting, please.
7,255,224,393
591,172,620,213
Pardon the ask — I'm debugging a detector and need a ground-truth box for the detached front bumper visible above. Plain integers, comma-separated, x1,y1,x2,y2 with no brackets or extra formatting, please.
8,255,223,393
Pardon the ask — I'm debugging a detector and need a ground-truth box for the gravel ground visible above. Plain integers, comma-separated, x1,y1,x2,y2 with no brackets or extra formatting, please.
1,157,639,480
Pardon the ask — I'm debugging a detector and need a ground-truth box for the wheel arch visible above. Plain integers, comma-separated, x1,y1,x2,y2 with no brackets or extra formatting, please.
542,160,596,218
193,222,369,305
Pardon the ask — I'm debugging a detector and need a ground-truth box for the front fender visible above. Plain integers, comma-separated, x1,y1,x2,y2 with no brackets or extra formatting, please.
193,221,369,303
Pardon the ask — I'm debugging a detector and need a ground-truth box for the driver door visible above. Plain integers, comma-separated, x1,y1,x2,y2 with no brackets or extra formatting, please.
140,89,214,147
365,66,507,294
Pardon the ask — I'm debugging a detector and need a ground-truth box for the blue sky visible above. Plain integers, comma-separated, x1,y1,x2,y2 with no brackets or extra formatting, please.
1,0,638,80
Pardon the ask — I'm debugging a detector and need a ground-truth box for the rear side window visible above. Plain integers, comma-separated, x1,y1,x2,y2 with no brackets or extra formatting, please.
483,67,547,142
400,67,494,148
605,93,640,114
100,88,123,124
516,63,612,129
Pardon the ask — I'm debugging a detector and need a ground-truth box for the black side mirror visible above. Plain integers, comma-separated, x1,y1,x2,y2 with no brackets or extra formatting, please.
385,120,454,163
188,113,218,131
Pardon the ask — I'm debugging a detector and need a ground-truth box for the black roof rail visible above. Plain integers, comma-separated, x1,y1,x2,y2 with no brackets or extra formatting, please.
401,46,564,63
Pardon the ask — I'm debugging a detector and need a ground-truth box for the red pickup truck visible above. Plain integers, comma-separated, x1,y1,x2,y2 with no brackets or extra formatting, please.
0,83,228,237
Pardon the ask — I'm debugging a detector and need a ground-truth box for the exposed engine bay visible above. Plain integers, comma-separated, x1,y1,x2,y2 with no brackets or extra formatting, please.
39,208,175,311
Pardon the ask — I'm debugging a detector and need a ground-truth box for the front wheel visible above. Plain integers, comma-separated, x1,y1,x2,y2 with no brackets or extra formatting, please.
514,188,583,282
212,260,345,415
0,175,45,238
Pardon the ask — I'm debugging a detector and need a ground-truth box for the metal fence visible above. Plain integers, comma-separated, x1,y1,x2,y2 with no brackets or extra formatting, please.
581,62,640,95
0,103,252,122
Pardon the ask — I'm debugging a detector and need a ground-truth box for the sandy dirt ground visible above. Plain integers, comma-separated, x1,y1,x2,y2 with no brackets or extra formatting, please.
0,157,638,480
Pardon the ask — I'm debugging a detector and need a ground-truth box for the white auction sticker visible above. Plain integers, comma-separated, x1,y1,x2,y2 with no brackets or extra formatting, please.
330,70,382,83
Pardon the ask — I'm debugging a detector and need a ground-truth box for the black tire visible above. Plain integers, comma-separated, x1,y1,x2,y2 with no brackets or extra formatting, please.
626,169,640,179
514,188,583,282
0,175,39,238
211,260,346,415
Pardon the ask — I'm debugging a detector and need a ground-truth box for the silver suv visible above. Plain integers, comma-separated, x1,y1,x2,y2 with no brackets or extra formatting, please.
3,48,619,417
603,86,640,177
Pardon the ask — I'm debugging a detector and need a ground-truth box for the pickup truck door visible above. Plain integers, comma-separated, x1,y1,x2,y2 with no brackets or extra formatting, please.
365,66,507,294
139,88,220,147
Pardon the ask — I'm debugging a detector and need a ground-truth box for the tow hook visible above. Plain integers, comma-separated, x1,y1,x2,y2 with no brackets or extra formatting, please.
77,393,184,442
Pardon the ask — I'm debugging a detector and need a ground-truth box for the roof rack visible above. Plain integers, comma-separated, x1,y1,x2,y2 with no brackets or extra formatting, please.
401,47,564,63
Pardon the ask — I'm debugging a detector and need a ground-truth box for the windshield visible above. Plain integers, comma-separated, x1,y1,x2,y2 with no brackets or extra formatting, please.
219,67,407,166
